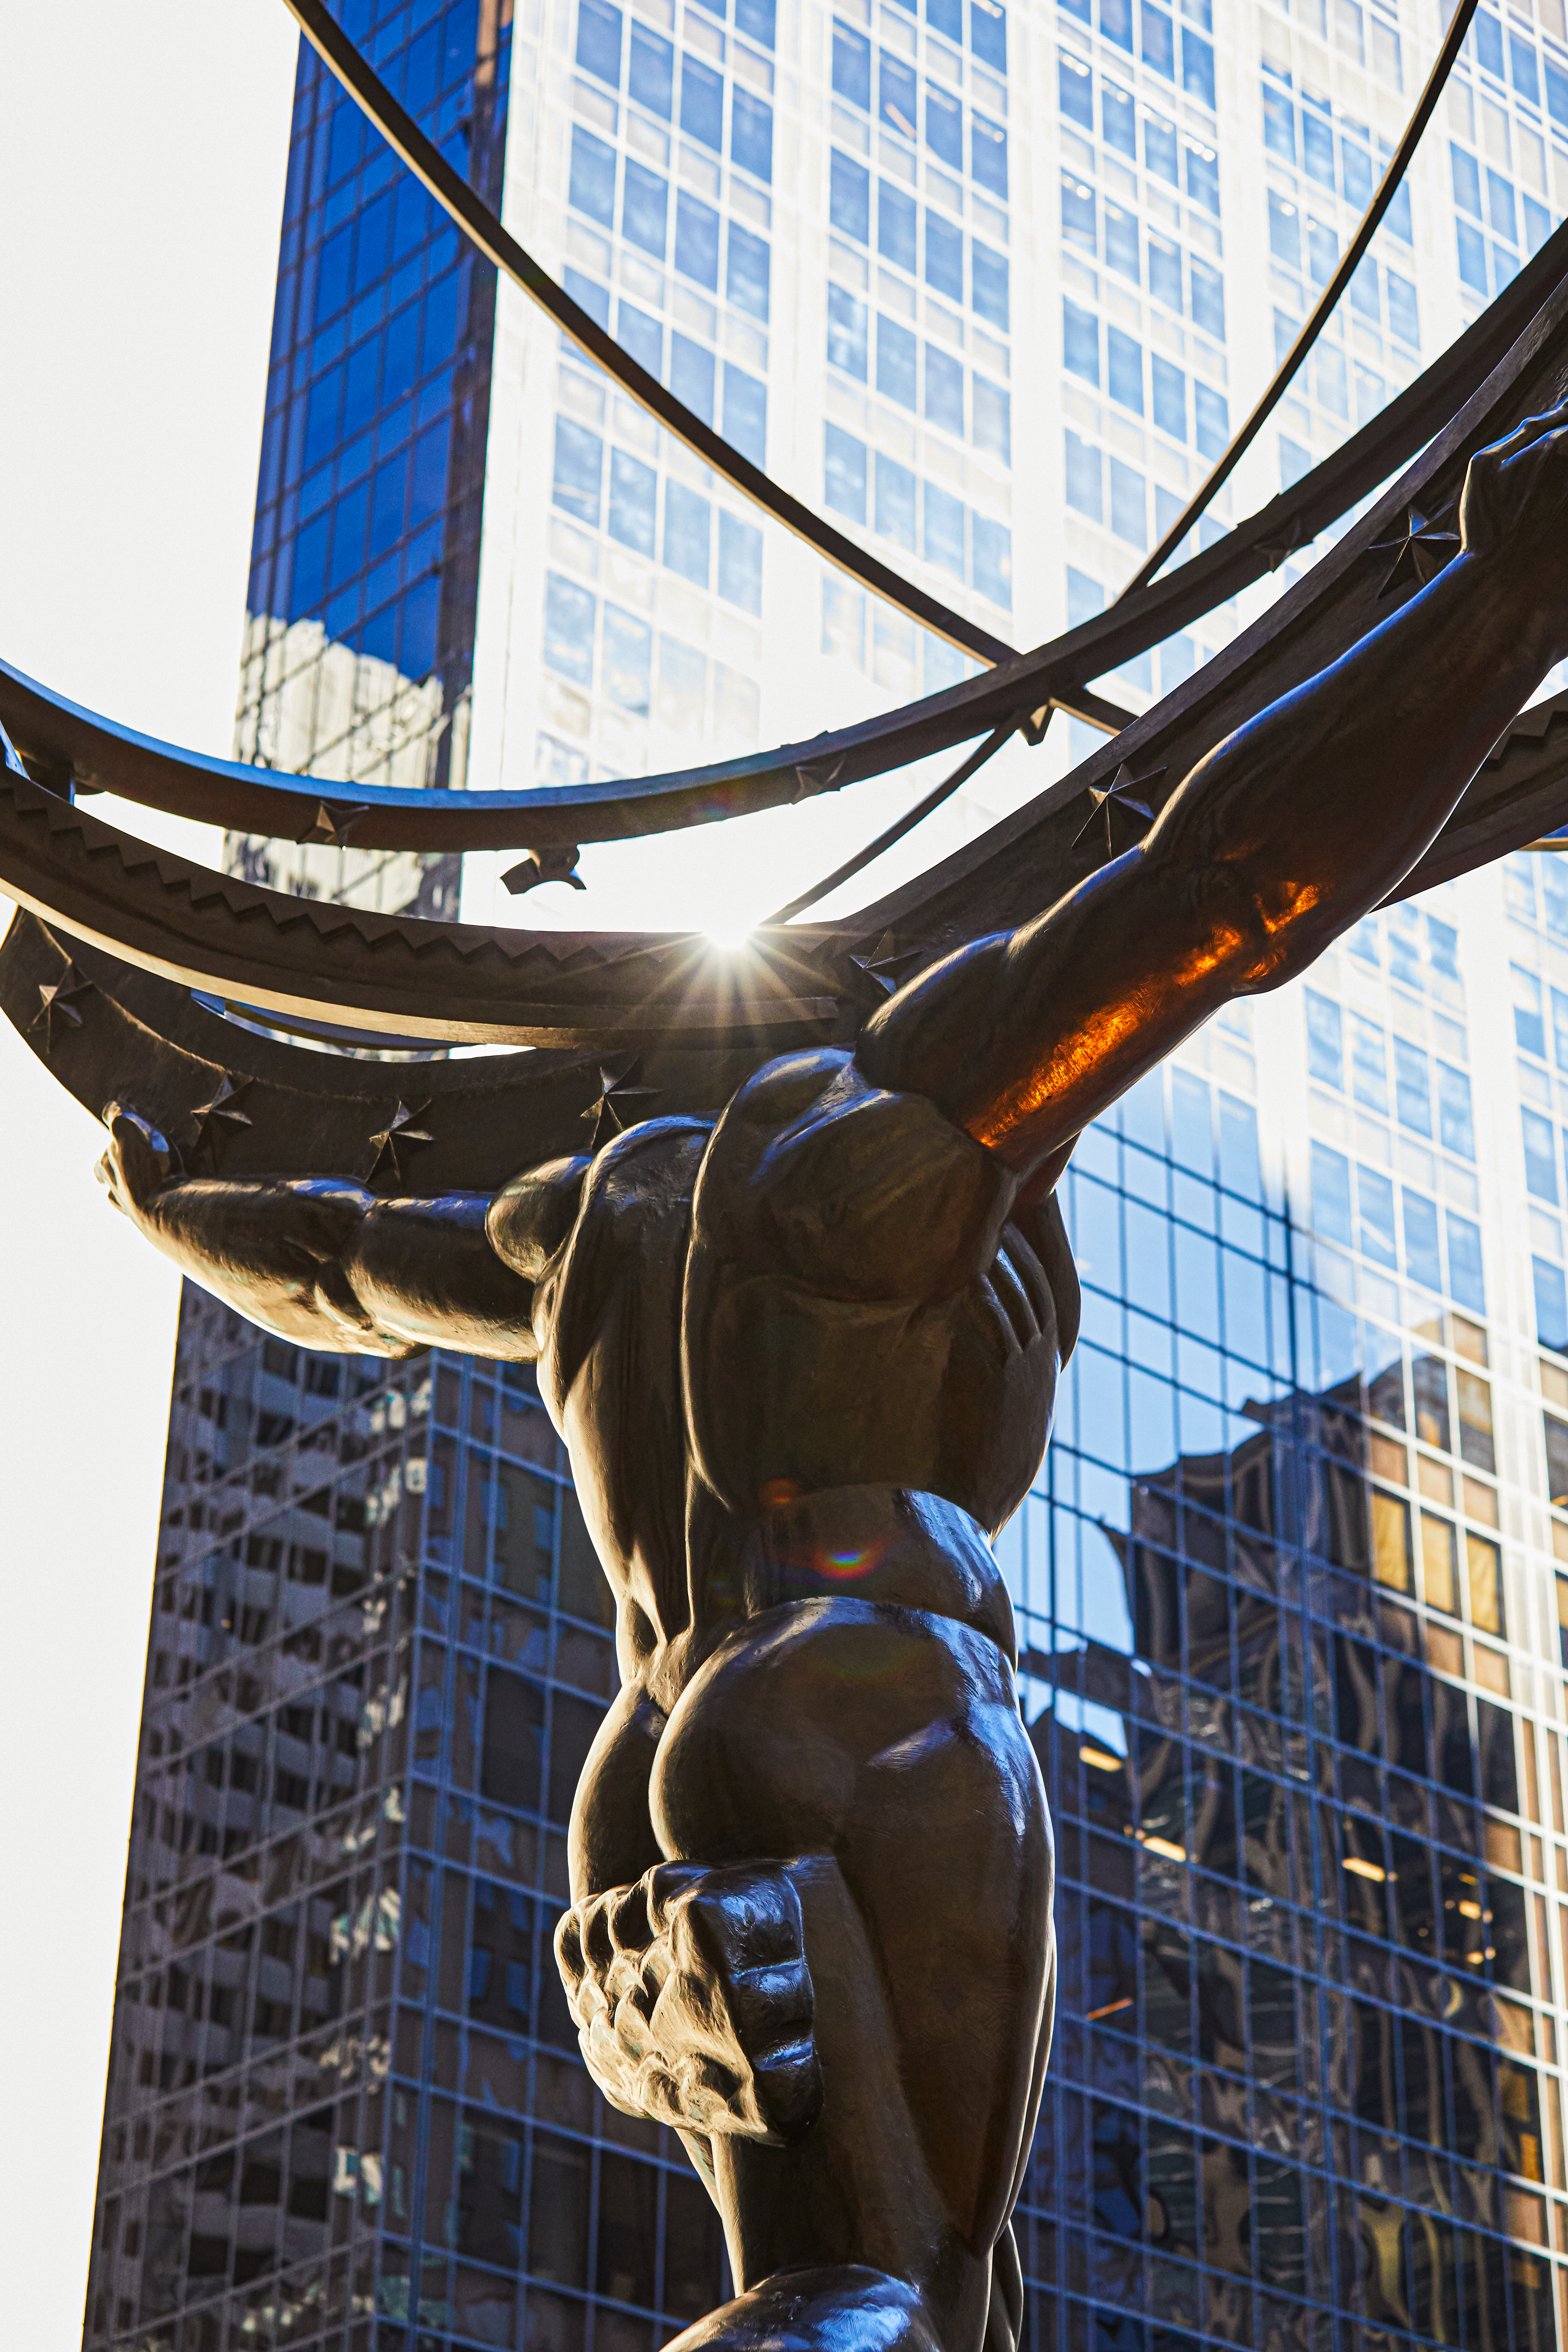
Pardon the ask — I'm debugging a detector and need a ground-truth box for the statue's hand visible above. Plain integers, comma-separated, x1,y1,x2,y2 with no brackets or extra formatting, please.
554,1860,822,2144
1461,401,1568,597
96,1104,175,1227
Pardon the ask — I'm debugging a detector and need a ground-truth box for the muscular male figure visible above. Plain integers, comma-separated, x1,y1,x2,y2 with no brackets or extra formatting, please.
99,414,1568,2352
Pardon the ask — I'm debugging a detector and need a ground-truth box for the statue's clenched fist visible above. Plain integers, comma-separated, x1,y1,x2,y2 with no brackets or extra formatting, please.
554,1862,822,2145
96,1104,173,1225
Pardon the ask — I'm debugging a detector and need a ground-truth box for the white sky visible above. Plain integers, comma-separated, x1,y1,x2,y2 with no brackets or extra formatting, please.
0,9,298,2339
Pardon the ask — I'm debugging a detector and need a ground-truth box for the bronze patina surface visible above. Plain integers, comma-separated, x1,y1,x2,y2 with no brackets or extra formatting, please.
58,412,1568,2352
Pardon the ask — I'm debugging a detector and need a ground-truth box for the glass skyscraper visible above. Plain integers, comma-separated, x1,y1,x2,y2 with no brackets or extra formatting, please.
80,0,1568,2347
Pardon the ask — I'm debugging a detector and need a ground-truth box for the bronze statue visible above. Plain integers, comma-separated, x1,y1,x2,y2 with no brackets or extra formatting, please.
92,414,1568,2352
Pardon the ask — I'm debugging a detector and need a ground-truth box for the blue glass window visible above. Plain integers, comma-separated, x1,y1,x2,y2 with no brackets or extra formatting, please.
544,573,595,684
671,331,716,423
1109,456,1145,547
1107,326,1143,414
630,24,674,114
828,285,868,378
1181,26,1214,107
1311,1142,1353,1245
1474,8,1505,78
1268,191,1300,269
718,510,763,611
1451,143,1483,218
1386,272,1419,348
1060,54,1094,128
1151,354,1185,439
675,191,721,287
1359,1167,1398,1268
973,516,1011,607
1189,256,1224,338
664,483,712,587
737,0,776,44
973,377,1009,461
603,605,652,711
880,183,918,271
1148,234,1181,310
608,448,657,554
1341,138,1374,209
875,452,917,548
929,0,962,38
1514,966,1547,1058
1064,300,1100,385
1062,173,1097,254
722,364,766,465
569,124,616,224
1142,5,1174,78
564,265,610,329
1193,382,1227,458
924,481,966,577
1548,55,1568,128
1302,108,1336,188
1102,0,1134,50
927,213,964,301
1524,1109,1560,1202
972,240,1008,327
1264,85,1295,161
623,160,669,257
831,151,871,243
1552,984,1568,1069
1447,1213,1485,1314
1065,430,1102,520
1146,114,1179,186
1103,81,1137,156
927,84,964,169
681,55,725,149
825,422,868,519
576,0,624,87
1536,1256,1568,1353
1457,218,1489,295
833,22,872,108
972,113,1008,197
552,418,603,525
1306,992,1343,1086
733,89,773,179
727,223,770,318
618,300,663,378
1105,201,1139,281
1487,168,1518,244
877,315,918,408
1405,1192,1442,1294
1438,1066,1476,1161
926,344,965,432
880,53,919,138
971,0,1007,69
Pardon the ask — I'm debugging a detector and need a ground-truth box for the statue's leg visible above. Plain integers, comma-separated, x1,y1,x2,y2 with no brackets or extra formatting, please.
646,1598,1054,2352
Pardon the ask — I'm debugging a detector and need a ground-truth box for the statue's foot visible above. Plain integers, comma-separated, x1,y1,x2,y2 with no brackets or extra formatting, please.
661,2268,941,2352
554,1860,821,2143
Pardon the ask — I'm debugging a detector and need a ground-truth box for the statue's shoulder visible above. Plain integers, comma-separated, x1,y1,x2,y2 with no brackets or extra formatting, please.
489,1117,709,1281
696,1045,1013,1301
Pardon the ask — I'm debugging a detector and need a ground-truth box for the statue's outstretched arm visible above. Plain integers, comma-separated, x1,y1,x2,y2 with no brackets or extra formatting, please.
861,405,1568,1179
96,1106,543,1360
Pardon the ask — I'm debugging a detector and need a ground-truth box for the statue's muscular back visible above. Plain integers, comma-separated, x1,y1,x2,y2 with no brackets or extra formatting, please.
491,1045,1079,1721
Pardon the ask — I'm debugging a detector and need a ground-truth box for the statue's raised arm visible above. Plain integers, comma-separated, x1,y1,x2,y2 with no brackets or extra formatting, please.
96,1105,577,1364
862,404,1568,1175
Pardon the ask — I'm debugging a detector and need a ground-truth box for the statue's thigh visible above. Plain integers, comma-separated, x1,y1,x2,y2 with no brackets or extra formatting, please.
651,1601,1054,2251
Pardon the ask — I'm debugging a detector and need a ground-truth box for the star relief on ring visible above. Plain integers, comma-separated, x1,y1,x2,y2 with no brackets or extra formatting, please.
1072,764,1168,860
581,1059,660,1154
364,1099,436,1187
1370,504,1462,599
